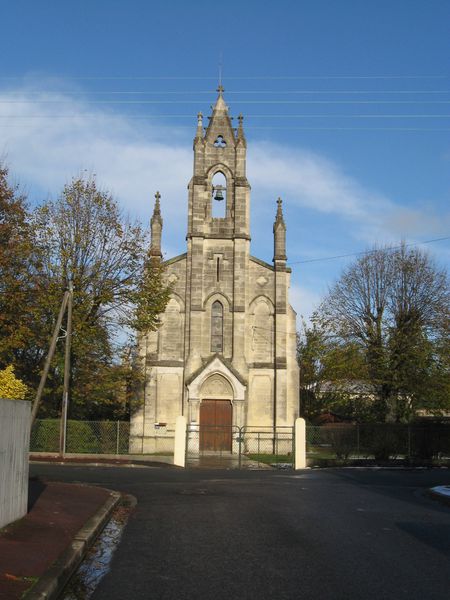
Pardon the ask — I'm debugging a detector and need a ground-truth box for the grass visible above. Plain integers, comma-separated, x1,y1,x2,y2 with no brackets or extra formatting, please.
246,453,293,465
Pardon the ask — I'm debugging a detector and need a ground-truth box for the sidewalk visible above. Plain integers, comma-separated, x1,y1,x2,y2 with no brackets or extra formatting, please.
0,478,120,599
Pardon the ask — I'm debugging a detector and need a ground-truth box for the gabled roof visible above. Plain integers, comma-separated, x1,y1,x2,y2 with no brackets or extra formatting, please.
185,353,247,388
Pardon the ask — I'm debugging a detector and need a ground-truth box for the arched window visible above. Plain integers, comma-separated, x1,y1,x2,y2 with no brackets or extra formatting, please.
211,172,226,218
211,300,224,353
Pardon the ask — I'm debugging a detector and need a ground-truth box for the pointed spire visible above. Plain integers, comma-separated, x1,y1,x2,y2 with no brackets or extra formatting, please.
150,191,163,260
273,197,287,265
212,83,228,114
195,112,204,140
152,191,162,221
237,113,246,144
275,197,285,227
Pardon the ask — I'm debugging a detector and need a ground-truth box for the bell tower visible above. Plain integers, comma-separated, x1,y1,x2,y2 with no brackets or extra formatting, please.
184,86,251,380
188,86,250,240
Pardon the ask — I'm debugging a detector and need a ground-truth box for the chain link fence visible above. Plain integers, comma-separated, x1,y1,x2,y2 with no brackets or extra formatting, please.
186,425,294,468
30,419,450,466
30,419,130,455
307,423,450,464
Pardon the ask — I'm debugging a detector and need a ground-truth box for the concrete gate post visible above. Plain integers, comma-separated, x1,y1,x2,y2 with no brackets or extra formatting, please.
174,415,187,467
294,418,306,470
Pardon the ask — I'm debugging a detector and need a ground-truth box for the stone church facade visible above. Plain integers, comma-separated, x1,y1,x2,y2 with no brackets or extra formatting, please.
130,87,299,453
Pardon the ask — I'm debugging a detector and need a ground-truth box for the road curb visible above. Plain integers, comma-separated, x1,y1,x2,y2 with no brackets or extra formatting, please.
24,489,121,600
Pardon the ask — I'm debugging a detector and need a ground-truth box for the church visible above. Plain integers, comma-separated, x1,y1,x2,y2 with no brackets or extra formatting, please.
130,87,299,453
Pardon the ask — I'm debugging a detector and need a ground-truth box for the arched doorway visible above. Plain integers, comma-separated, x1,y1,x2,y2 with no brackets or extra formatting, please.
199,374,233,452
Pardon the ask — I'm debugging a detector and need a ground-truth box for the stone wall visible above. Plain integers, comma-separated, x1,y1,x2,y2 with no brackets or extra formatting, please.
0,398,30,528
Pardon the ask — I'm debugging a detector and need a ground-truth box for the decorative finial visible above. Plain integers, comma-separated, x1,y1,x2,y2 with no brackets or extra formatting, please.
153,191,161,216
237,113,246,143
217,84,225,95
195,112,204,139
275,197,285,224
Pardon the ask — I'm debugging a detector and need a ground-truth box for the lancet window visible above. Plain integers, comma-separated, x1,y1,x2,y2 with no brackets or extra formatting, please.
211,300,224,353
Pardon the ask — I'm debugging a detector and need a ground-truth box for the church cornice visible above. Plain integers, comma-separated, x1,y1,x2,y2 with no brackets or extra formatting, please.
163,252,187,266
248,362,275,369
146,360,185,367
186,233,251,241
250,256,274,271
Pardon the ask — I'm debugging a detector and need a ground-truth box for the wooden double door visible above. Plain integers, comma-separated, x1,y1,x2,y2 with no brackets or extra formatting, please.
199,399,232,452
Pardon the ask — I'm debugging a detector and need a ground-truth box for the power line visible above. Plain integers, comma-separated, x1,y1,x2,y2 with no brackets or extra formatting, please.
0,124,448,132
1,114,449,119
288,236,450,266
2,90,450,95
1,75,448,80
0,122,448,131
2,100,450,104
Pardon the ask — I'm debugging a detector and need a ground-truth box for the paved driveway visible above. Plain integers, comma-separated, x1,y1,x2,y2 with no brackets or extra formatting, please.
30,464,450,600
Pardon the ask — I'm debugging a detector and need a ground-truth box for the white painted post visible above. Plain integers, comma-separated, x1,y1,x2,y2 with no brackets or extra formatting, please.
174,415,187,467
294,417,306,470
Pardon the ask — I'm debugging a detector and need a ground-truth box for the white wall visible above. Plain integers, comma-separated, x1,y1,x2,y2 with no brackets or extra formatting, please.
0,399,31,528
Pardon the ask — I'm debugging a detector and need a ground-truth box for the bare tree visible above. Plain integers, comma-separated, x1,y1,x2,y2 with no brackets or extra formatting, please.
315,243,449,421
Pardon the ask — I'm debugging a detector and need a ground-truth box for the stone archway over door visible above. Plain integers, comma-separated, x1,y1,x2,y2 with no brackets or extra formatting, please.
200,400,232,451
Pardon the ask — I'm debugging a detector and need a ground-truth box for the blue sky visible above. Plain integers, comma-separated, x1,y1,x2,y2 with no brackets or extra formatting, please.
1,0,449,320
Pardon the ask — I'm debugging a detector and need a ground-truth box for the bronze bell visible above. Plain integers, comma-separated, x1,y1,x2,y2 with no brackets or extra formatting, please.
213,185,225,201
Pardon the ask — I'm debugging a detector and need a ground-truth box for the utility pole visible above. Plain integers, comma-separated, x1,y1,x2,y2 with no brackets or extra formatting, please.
59,281,73,457
30,290,69,427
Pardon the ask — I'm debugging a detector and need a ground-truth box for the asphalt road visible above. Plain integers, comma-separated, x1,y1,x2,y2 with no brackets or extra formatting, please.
30,464,450,600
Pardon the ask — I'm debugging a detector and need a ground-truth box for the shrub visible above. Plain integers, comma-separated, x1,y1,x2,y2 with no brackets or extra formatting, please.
359,424,406,460
0,365,28,400
323,424,356,460
30,419,60,452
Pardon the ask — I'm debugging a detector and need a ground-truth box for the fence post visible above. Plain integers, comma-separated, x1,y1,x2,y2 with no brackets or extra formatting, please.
116,421,120,455
174,415,187,467
294,418,306,470
238,426,242,469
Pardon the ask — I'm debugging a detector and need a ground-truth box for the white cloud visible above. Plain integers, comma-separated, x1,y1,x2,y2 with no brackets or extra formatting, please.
249,143,450,243
249,143,386,221
1,86,448,319
0,88,192,254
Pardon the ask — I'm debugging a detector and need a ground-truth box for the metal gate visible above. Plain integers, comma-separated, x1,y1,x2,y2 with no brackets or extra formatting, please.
186,424,294,469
